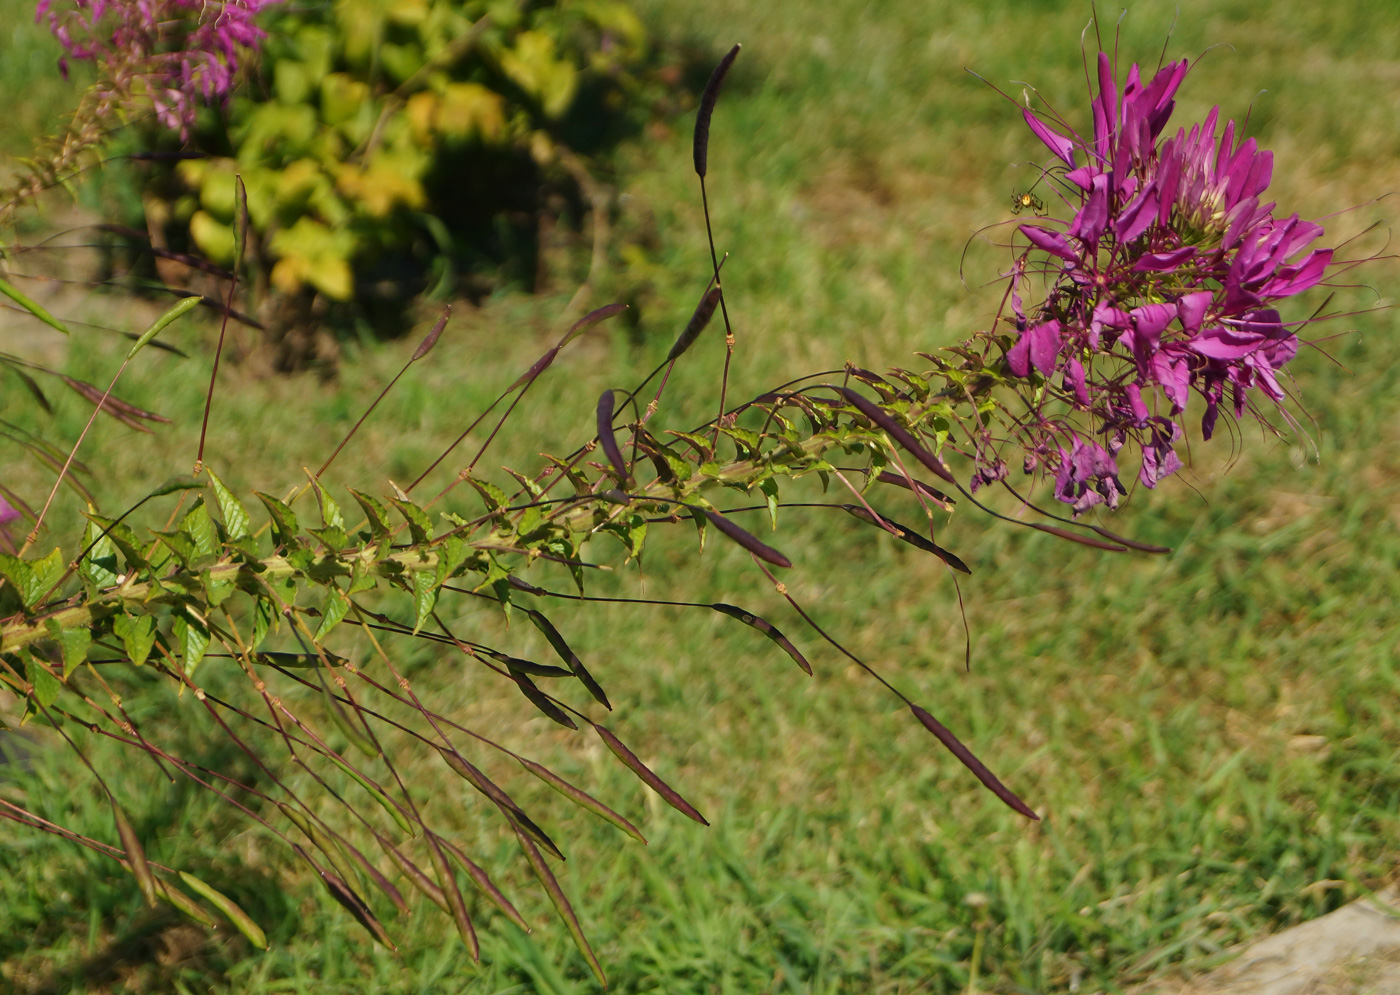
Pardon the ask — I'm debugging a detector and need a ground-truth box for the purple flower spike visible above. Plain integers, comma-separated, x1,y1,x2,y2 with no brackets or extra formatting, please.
986,49,1336,514
38,0,280,137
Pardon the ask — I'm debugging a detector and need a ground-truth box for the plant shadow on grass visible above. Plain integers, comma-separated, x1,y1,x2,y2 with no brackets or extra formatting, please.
0,699,292,994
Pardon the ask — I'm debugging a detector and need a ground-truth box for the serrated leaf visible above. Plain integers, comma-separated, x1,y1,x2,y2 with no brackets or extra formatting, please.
308,525,348,553
347,557,376,594
0,552,35,608
26,652,61,708
114,612,157,667
181,500,219,561
205,468,251,540
154,528,197,568
251,595,276,649
46,619,91,678
25,548,65,608
172,609,210,678
308,476,345,530
315,587,350,640
760,477,780,531
78,517,121,590
204,572,236,607
254,491,301,548
464,477,509,525
411,567,438,634
347,488,392,538
388,496,432,545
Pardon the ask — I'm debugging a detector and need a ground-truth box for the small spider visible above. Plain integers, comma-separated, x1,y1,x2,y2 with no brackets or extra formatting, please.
1010,190,1047,216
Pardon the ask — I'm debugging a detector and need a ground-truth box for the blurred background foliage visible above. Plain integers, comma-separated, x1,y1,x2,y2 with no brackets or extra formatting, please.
1,0,1399,992
97,0,701,367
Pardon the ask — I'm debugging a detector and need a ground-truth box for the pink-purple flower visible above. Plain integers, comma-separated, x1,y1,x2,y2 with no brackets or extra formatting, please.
37,0,278,135
998,52,1334,513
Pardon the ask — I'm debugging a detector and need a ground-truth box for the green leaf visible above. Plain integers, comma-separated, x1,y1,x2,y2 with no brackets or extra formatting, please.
114,612,158,667
206,468,252,540
251,595,276,649
310,478,345,530
46,619,92,678
347,557,377,595
181,500,220,561
388,496,432,545
315,587,350,640
308,525,349,553
204,571,237,607
254,491,301,548
760,477,780,531
0,276,71,335
411,567,438,634
26,548,65,609
126,296,201,359
464,477,509,525
26,652,61,708
0,553,35,609
154,530,197,566
347,488,392,539
78,517,122,591
172,609,210,678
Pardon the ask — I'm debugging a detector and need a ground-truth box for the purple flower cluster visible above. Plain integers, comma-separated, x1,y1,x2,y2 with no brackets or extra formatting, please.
999,53,1333,514
37,0,277,135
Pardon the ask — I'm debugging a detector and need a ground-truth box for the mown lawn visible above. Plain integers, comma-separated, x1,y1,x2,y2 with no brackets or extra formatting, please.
2,0,1398,992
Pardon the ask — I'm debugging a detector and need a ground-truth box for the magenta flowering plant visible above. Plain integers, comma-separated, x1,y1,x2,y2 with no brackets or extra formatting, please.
36,0,277,135
979,52,1336,515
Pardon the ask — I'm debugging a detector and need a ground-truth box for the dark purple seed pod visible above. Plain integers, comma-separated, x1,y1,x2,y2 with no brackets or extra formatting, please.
295,844,396,950
1087,525,1170,554
561,301,628,347
505,346,559,391
1027,522,1127,551
837,386,957,486
595,724,709,826
425,834,479,962
506,664,578,728
693,43,742,178
703,509,793,568
841,505,971,574
667,285,723,362
439,837,531,932
376,833,449,912
63,377,170,431
527,609,612,709
710,603,812,674
507,574,547,596
908,704,1039,821
874,470,955,510
514,826,606,987
595,389,630,482
411,305,451,361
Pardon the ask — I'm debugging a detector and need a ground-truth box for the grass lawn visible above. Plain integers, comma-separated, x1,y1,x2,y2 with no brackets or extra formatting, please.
2,0,1399,992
